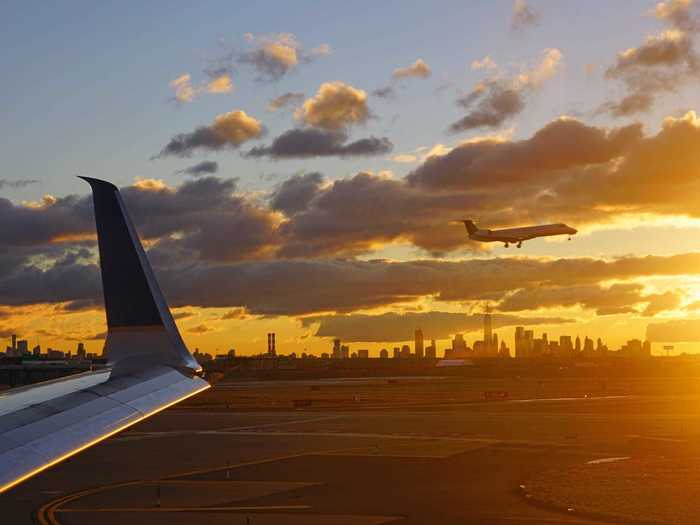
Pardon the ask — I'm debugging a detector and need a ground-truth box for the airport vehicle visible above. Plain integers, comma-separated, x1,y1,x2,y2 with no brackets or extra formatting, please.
0,177,210,494
459,219,577,248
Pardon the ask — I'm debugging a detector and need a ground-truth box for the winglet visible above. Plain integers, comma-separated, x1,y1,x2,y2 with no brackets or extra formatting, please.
81,177,200,375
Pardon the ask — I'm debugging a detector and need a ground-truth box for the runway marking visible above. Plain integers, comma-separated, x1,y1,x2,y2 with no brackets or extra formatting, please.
586,456,630,465
116,414,345,442
57,504,312,513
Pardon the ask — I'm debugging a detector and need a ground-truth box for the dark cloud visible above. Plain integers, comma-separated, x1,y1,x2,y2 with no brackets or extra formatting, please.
2,246,700,318
600,1,700,116
187,324,212,334
450,49,561,132
267,92,305,111
498,283,681,316
237,33,329,82
411,117,642,190
597,92,655,117
372,86,397,99
270,172,324,215
303,311,573,343
275,172,473,257
221,307,250,320
0,179,39,190
176,161,219,176
157,110,263,158
172,311,196,320
245,128,392,159
451,82,525,132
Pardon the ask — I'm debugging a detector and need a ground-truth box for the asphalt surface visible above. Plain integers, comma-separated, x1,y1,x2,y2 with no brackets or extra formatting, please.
3,376,693,524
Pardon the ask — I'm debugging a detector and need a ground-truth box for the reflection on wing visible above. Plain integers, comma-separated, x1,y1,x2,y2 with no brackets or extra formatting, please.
0,178,210,493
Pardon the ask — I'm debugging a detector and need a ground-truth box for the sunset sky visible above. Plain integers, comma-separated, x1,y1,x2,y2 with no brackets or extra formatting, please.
3,0,700,356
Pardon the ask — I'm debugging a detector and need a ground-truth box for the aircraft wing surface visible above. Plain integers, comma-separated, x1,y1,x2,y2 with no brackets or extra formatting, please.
0,177,210,493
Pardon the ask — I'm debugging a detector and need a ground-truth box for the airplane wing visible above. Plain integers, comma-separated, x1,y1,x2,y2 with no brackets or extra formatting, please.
0,178,210,493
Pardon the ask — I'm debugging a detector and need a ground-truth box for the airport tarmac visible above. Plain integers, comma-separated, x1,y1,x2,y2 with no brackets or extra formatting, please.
3,376,699,524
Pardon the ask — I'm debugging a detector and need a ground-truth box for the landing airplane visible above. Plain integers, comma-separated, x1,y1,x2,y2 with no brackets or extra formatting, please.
0,177,210,494
459,219,577,248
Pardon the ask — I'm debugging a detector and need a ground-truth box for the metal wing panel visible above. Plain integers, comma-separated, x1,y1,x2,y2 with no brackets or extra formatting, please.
0,366,209,493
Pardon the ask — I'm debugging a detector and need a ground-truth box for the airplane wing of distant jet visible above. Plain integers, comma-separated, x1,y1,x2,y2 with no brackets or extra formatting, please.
0,177,210,494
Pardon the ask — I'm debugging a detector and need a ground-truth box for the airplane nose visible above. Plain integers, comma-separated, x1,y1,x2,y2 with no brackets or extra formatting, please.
570,228,578,234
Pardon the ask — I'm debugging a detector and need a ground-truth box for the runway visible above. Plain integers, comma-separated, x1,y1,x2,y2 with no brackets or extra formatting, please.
3,376,698,524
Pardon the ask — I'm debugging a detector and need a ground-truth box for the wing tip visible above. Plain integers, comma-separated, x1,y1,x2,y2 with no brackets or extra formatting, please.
78,176,119,192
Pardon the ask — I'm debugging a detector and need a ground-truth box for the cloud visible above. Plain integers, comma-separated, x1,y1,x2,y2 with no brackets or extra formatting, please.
392,58,431,79
187,324,212,334
654,0,699,32
607,30,697,77
471,56,498,70
511,0,539,31
641,290,683,316
0,179,39,190
372,86,397,99
498,283,682,316
238,33,331,81
221,307,250,320
267,92,305,112
451,81,525,132
295,81,370,130
303,311,573,343
411,116,641,190
173,311,196,320
601,2,700,116
176,161,219,176
450,48,562,132
157,110,263,157
646,318,700,342
270,172,324,215
597,92,655,117
245,128,392,159
169,73,233,103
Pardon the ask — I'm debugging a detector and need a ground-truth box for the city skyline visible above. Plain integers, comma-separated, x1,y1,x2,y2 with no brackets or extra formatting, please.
4,2,700,355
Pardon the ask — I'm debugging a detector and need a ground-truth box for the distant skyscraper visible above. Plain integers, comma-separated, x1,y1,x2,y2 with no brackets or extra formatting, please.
267,333,276,357
76,342,86,359
17,340,28,355
575,335,581,354
11,334,17,353
333,338,341,359
401,344,411,358
393,347,400,359
483,305,492,352
452,334,468,357
515,327,525,358
380,348,389,359
414,329,424,358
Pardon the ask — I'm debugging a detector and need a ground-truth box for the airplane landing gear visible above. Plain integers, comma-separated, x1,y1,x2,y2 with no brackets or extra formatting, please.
517,241,522,248
504,243,509,248
568,237,572,241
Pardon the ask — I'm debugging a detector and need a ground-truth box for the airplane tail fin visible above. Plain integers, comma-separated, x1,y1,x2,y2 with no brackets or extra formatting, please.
80,177,200,375
461,220,478,235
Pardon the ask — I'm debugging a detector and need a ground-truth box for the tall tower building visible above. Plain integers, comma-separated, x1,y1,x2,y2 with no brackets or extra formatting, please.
483,305,493,352
11,334,17,354
267,332,276,357
333,338,341,359
414,329,424,358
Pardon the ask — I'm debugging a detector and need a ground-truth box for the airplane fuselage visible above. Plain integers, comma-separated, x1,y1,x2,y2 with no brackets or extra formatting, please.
464,221,577,247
